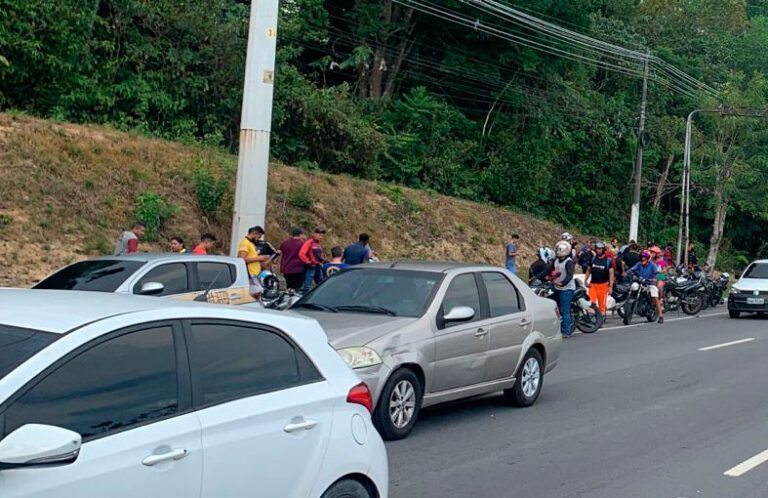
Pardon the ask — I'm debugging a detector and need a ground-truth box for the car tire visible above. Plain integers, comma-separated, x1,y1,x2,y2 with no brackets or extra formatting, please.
503,348,544,407
373,368,423,441
321,479,372,498
729,310,741,319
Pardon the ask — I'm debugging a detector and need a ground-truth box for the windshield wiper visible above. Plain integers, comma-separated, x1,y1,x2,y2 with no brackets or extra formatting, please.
335,305,397,316
293,302,338,313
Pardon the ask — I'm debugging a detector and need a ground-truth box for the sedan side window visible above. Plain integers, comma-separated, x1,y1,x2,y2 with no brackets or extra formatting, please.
441,274,482,324
134,263,190,296
3,326,178,441
197,262,235,291
187,322,322,407
481,272,523,317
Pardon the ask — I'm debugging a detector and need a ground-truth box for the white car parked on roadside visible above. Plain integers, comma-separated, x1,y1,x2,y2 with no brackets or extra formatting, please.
0,290,388,498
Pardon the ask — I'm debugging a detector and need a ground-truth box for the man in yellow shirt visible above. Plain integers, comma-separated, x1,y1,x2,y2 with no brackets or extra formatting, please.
238,226,272,286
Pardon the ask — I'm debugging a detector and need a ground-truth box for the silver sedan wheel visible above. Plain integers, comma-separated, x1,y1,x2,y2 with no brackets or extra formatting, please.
521,357,541,398
389,380,417,429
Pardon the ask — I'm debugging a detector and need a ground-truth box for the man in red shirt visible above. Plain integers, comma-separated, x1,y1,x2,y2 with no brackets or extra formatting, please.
299,228,326,294
192,233,217,255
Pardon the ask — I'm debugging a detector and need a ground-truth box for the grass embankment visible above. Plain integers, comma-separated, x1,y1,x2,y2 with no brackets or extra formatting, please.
0,114,585,287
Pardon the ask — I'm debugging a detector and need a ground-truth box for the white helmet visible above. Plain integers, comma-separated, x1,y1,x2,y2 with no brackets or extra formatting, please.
560,232,574,243
555,241,572,258
538,246,554,263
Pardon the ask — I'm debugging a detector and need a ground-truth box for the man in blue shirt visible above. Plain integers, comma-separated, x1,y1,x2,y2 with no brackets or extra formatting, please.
629,251,664,324
505,234,519,275
323,246,350,278
343,233,374,265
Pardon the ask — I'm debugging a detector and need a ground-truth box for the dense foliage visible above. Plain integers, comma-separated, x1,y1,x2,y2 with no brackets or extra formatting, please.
3,0,768,269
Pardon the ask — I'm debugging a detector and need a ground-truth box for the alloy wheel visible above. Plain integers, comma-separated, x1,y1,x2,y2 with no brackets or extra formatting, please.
389,380,417,429
521,357,541,398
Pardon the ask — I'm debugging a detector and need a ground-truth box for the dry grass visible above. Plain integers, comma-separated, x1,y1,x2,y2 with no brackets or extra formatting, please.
0,114,586,287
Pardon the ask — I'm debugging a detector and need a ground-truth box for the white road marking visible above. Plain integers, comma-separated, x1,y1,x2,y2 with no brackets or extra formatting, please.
600,312,727,332
724,448,768,477
697,338,755,352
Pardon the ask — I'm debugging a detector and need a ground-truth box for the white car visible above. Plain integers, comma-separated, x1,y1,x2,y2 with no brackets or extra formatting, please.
728,259,768,319
0,290,388,498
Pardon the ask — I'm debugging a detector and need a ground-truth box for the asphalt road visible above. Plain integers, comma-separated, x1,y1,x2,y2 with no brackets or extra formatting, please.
387,309,768,498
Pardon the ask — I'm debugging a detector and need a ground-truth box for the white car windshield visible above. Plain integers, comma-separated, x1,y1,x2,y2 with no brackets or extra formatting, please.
742,263,768,279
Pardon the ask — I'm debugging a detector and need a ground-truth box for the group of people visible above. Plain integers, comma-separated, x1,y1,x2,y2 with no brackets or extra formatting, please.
114,221,377,296
529,232,699,337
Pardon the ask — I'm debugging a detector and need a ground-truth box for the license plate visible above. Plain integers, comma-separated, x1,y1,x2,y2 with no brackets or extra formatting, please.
747,297,764,305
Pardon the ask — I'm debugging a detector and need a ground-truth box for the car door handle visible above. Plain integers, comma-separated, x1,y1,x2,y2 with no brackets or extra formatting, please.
142,448,189,467
520,319,531,327
474,328,488,338
284,419,319,433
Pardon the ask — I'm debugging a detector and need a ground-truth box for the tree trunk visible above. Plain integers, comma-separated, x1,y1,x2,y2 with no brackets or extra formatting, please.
653,154,674,209
707,179,728,269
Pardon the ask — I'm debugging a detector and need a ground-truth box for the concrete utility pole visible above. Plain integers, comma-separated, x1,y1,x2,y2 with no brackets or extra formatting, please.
230,0,279,256
629,52,651,243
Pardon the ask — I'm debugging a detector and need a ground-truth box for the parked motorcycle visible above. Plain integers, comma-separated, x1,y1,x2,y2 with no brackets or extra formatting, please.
709,273,730,308
623,276,659,325
530,279,604,334
663,275,706,315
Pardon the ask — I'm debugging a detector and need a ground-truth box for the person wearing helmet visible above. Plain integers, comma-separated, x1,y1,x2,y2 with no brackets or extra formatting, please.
628,250,664,324
585,242,614,315
536,240,576,337
561,232,574,243
529,246,553,282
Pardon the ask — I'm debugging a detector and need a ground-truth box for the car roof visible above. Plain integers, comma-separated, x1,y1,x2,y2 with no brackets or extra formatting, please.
360,261,500,273
746,260,768,265
0,289,311,335
80,253,243,264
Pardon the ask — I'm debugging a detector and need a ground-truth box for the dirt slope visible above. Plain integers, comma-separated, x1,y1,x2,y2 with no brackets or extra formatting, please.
0,114,586,287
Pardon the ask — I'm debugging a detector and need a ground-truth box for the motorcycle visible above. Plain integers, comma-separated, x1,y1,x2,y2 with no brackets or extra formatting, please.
530,279,604,334
709,272,730,308
622,276,659,325
663,274,706,315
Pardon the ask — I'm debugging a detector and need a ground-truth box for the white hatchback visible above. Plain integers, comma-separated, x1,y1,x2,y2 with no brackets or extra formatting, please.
0,290,388,498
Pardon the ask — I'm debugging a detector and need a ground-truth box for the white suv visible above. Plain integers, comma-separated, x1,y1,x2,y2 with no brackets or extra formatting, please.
0,290,388,498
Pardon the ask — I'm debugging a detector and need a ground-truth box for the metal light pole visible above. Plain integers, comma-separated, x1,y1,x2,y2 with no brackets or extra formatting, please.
230,0,279,256
629,52,651,243
676,107,766,267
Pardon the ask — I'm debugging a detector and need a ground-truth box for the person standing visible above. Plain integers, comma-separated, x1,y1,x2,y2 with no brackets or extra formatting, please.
529,247,553,282
505,234,519,275
578,240,595,273
192,233,217,255
323,247,350,278
169,237,186,253
536,241,576,338
622,242,641,277
687,242,698,270
585,242,614,315
663,242,675,263
279,227,306,292
610,236,620,254
299,228,326,294
114,222,146,256
238,226,271,288
343,233,374,265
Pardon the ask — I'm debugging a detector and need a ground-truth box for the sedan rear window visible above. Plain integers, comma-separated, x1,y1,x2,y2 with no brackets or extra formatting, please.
34,260,145,292
296,269,442,318
743,263,768,279
0,325,57,381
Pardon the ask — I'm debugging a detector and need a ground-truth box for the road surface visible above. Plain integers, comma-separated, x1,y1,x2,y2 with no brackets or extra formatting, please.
387,310,768,498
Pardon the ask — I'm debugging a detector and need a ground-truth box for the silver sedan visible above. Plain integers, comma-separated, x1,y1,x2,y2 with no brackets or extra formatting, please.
292,262,562,440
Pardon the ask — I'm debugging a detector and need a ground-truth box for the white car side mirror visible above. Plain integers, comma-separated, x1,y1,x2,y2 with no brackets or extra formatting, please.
444,306,475,323
0,424,81,470
139,282,165,296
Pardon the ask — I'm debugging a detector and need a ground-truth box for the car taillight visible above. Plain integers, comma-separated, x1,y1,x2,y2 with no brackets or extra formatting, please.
347,382,373,413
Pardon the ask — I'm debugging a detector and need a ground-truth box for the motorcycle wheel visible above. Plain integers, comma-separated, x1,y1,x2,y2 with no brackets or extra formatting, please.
576,304,603,334
681,293,705,316
617,305,625,319
623,300,635,326
646,304,659,323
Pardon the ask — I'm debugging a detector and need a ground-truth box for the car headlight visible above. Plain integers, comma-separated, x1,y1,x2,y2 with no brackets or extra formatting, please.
730,288,741,295
337,347,383,369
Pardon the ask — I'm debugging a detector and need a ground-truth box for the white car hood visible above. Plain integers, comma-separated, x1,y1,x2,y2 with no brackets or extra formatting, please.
734,278,768,292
